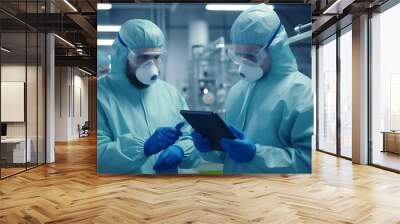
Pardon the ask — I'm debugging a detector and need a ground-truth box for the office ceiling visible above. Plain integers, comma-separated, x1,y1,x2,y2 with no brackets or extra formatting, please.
0,0,393,75
0,0,98,73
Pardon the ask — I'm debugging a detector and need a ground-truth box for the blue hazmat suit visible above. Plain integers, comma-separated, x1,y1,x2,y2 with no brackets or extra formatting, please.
97,19,200,174
97,50,110,75
198,4,313,174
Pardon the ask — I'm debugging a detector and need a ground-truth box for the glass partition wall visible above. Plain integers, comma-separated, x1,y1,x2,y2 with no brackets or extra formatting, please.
370,3,400,172
316,25,353,159
317,35,337,155
339,26,352,159
316,0,400,172
0,1,46,179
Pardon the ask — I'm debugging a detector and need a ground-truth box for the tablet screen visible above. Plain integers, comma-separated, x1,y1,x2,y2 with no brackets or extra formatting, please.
180,110,235,150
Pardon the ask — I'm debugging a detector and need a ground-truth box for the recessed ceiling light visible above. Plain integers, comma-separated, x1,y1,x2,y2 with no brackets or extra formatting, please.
98,4,112,10
78,67,92,76
205,4,273,11
1,47,11,53
54,34,75,48
97,39,114,46
97,25,121,32
63,0,78,12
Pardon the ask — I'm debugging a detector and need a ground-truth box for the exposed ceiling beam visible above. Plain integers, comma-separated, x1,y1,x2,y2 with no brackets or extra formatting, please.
66,14,96,47
55,55,96,70
50,0,96,47
322,0,356,14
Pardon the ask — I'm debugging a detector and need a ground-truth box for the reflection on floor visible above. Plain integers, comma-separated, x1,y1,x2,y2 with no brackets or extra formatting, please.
0,167,25,177
341,147,352,158
0,163,43,179
1,135,400,223
373,150,400,171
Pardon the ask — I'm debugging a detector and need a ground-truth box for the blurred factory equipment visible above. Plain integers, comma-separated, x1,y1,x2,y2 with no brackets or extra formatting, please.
187,37,240,115
289,22,312,45
294,23,312,34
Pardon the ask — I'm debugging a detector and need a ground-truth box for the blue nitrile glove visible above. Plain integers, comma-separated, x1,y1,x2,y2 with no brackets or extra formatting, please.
144,122,185,156
153,145,184,171
191,131,213,152
220,125,256,163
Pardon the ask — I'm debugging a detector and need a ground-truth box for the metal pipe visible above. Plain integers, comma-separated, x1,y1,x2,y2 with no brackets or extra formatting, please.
294,23,312,34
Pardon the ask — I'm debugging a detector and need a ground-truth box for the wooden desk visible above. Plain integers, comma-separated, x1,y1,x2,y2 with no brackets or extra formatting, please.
381,131,400,154
1,138,31,164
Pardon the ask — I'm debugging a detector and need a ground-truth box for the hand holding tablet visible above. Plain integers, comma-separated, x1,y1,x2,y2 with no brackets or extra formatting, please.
180,110,235,151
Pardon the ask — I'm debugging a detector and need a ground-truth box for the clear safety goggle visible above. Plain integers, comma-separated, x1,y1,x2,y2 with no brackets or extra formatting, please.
227,23,282,66
227,44,268,66
127,48,167,66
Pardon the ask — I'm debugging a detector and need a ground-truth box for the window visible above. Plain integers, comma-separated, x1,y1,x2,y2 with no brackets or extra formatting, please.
0,1,47,179
370,2,400,171
317,35,337,154
339,27,352,158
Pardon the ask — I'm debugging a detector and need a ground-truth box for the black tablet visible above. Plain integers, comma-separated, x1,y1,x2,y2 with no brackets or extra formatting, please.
180,110,235,151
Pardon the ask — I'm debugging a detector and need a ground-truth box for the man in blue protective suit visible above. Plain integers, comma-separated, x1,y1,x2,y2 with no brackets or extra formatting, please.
191,4,313,174
97,19,200,174
97,50,110,76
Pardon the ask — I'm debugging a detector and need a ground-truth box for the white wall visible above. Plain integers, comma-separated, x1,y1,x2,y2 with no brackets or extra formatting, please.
1,65,26,81
1,66,26,131
55,67,68,141
54,67,89,141
71,73,89,138
1,65,37,137
1,64,46,164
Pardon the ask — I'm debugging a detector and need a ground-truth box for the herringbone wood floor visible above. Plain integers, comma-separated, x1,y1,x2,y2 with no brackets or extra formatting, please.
1,135,400,224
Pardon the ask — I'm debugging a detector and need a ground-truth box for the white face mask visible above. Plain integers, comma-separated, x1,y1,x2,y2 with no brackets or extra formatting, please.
238,61,264,82
230,23,282,82
135,60,159,85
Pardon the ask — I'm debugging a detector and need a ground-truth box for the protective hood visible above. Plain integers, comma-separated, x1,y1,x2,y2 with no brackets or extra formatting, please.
230,3,298,77
109,19,165,81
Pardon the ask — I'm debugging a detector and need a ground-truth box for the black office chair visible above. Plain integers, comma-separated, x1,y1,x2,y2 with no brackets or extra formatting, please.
78,121,90,138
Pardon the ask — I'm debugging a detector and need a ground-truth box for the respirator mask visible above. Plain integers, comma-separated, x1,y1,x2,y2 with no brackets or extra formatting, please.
227,23,282,82
119,33,166,86
127,50,165,85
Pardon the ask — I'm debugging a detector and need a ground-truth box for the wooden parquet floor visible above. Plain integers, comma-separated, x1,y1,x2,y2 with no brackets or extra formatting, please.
1,135,400,224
